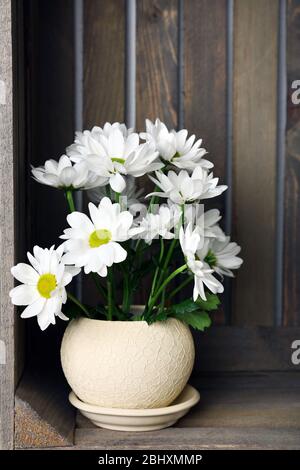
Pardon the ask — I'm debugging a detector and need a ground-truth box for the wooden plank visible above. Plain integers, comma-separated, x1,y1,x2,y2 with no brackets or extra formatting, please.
73,427,300,450
193,326,300,372
232,0,279,325
284,0,300,325
136,0,178,130
83,0,125,127
0,0,15,450
76,371,300,430
23,0,76,370
184,0,227,324
83,0,125,305
15,367,75,448
135,0,178,304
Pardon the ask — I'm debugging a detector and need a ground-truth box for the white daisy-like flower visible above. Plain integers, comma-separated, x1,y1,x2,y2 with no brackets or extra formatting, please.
61,197,142,276
197,236,243,278
179,224,224,301
137,205,180,244
184,207,226,241
9,245,80,331
67,126,162,193
32,155,107,190
66,122,134,161
148,167,227,205
140,118,213,171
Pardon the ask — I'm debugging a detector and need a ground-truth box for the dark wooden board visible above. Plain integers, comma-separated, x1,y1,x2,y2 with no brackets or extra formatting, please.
184,0,227,324
193,326,300,372
284,0,300,325
232,0,279,325
73,426,299,450
83,0,125,127
23,0,76,373
135,0,178,303
83,0,125,306
136,0,178,130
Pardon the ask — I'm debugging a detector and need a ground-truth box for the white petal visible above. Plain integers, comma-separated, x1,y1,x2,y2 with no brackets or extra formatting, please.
21,297,46,318
10,285,39,305
11,263,39,285
110,173,126,193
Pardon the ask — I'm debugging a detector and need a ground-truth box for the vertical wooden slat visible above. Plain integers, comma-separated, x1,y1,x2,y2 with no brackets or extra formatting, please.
233,0,278,325
83,0,125,305
83,0,125,128
184,0,227,324
136,0,178,130
24,0,75,369
0,0,15,450
284,0,300,325
135,0,178,304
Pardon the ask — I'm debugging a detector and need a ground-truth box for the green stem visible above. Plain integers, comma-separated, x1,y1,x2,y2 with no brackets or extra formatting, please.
91,272,107,300
115,191,120,203
107,274,113,321
65,190,76,212
148,237,164,304
168,275,193,300
147,264,187,313
67,291,89,316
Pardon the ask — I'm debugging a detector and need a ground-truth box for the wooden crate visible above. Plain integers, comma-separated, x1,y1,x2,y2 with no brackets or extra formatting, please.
1,0,300,450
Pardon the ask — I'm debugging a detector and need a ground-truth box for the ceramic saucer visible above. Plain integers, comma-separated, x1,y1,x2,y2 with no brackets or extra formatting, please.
69,384,200,432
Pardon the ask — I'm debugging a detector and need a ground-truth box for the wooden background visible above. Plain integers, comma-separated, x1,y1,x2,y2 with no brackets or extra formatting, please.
22,0,298,327
1,0,300,450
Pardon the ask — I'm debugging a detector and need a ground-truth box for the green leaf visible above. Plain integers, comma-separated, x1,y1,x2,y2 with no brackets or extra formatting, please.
195,293,220,311
167,299,201,315
147,310,168,325
172,310,211,331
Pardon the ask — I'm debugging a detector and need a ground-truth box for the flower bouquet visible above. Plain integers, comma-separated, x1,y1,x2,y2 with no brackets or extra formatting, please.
10,119,242,426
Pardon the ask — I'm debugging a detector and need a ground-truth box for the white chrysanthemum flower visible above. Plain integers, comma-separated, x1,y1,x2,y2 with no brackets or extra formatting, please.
61,197,142,276
197,236,243,278
66,122,133,161
67,126,162,193
148,167,227,205
137,205,180,244
88,175,143,207
184,207,226,241
140,118,213,171
179,224,224,301
32,155,107,190
9,245,79,331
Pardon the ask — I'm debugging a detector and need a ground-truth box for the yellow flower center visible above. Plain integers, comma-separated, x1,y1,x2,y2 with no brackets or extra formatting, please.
89,229,112,248
111,157,125,164
37,273,57,299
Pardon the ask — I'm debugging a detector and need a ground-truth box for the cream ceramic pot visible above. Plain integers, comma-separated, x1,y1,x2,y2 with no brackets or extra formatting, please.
61,311,195,409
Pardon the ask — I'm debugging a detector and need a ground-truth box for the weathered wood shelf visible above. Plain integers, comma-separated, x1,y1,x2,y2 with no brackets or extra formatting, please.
17,372,300,450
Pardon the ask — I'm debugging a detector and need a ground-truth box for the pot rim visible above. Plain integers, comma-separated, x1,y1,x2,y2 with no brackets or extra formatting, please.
71,305,178,325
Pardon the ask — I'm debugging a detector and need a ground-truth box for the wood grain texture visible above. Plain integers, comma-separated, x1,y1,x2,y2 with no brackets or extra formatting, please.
83,0,125,305
73,427,299,450
76,372,300,430
83,0,125,127
192,326,300,372
184,0,227,324
15,367,75,448
136,0,178,130
284,0,300,325
232,0,279,325
0,0,15,450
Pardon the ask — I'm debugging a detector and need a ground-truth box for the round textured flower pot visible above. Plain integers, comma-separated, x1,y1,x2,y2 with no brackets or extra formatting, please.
60,311,195,409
